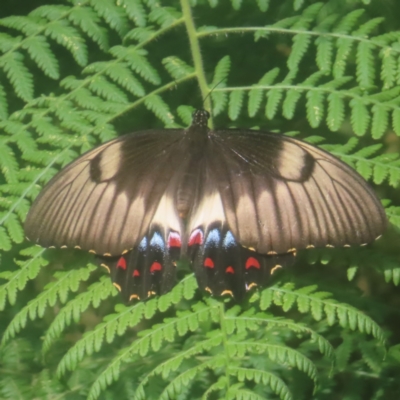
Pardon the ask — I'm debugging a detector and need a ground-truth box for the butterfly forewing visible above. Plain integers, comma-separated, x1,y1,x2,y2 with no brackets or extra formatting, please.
208,130,386,254
25,130,188,256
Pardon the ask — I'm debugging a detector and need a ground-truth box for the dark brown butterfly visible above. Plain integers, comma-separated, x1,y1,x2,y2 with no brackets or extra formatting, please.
24,110,387,301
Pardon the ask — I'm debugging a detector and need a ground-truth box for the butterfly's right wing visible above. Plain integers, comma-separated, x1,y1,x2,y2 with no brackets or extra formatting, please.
25,130,190,301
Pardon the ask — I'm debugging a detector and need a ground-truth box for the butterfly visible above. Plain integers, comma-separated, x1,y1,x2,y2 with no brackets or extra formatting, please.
24,110,387,301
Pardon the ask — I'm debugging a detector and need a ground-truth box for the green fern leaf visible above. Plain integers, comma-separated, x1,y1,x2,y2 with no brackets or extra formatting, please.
355,17,384,36
0,83,7,120
229,90,245,120
22,36,59,79
315,37,333,72
0,141,18,183
334,10,364,34
69,6,109,51
380,48,396,89
29,4,70,20
306,90,325,128
392,108,400,135
266,88,283,120
45,20,88,66
356,42,375,88
371,104,389,139
333,38,354,78
212,55,231,86
0,226,11,251
231,0,243,10
3,213,23,244
282,88,302,120
248,68,279,117
88,76,128,103
2,263,95,345
144,95,174,124
110,46,161,84
293,0,304,10
148,6,182,28
124,26,157,43
162,56,194,80
350,98,370,136
177,105,195,126
288,33,312,72
0,15,42,36
326,92,345,131
104,63,146,97
42,276,116,354
256,0,270,12
118,0,147,27
0,52,34,101
231,367,291,400
91,0,129,37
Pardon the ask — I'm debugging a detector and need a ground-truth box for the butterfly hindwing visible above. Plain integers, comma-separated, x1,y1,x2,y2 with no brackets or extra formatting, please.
188,222,295,299
97,185,183,300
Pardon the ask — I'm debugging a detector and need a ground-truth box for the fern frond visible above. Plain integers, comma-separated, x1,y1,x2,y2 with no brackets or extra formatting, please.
231,367,291,400
2,262,96,345
109,46,161,84
68,6,109,51
0,52,34,101
22,36,59,79
148,5,182,28
90,0,129,37
260,283,384,342
42,276,117,354
118,0,147,27
0,247,47,308
162,56,194,80
56,275,197,376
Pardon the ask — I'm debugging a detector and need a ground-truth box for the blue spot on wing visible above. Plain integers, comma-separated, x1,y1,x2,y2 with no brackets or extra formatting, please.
150,231,165,250
138,236,147,252
205,229,221,247
223,231,236,249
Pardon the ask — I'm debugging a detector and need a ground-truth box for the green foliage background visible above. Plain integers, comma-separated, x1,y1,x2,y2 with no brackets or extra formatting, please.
0,0,400,398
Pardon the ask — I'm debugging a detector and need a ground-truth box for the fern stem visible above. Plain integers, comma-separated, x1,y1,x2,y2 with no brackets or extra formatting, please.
198,27,399,54
218,302,231,398
180,0,213,127
214,84,400,113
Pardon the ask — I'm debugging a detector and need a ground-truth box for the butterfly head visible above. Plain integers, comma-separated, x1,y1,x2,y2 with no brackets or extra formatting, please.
192,109,210,128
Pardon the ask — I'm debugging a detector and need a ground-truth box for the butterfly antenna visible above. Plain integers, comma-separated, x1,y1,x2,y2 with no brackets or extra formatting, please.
202,78,226,112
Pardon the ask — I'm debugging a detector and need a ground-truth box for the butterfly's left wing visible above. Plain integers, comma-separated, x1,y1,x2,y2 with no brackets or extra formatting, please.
207,129,387,255
187,128,387,299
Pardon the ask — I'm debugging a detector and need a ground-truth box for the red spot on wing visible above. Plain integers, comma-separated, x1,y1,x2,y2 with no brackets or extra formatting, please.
168,231,181,248
189,228,203,246
204,257,214,268
225,266,235,274
245,257,260,270
150,261,162,273
117,257,127,270
133,269,140,277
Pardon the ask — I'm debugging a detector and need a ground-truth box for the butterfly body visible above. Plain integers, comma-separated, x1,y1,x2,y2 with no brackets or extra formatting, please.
25,110,387,301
